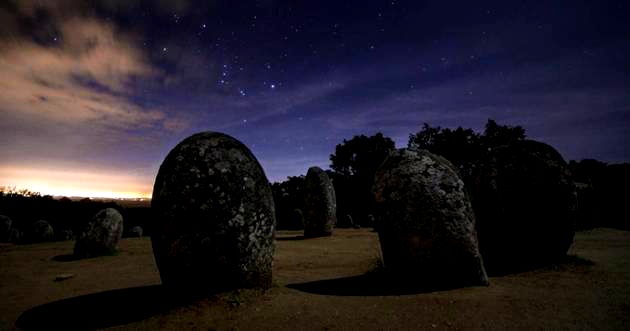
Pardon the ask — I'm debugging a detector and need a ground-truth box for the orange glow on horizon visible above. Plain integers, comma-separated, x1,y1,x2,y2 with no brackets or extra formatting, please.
0,166,152,199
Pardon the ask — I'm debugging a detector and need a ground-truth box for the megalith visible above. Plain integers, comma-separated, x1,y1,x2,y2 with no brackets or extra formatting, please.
129,226,143,238
32,220,54,242
74,208,124,258
472,140,577,274
151,132,275,294
373,148,489,287
0,215,11,242
303,166,336,238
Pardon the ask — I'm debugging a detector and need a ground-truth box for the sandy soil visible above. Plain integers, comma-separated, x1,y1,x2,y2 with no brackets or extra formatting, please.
1,228,629,330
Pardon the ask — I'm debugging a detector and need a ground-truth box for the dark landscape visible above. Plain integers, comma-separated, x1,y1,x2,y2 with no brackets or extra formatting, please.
1,1,630,330
0,229,629,330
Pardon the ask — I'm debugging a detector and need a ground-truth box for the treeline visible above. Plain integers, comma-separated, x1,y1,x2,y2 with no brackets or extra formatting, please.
272,119,630,231
2,119,628,243
0,189,151,243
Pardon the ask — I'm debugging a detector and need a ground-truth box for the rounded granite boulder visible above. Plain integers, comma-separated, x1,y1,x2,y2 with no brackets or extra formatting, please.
304,166,337,238
129,226,143,238
151,132,276,294
372,148,489,287
74,208,124,258
32,220,54,243
472,140,577,274
291,208,305,229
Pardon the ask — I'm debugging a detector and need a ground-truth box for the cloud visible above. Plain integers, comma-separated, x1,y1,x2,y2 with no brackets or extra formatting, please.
0,17,167,127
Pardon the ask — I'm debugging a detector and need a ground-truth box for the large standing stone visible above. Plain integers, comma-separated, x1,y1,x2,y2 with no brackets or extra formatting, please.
32,220,54,242
303,167,337,238
372,148,489,287
472,140,577,274
74,208,124,258
0,215,11,242
151,132,275,294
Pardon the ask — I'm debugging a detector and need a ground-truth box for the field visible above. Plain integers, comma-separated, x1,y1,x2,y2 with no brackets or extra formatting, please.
1,228,629,330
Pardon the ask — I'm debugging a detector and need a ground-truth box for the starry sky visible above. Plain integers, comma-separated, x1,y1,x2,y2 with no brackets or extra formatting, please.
0,0,629,198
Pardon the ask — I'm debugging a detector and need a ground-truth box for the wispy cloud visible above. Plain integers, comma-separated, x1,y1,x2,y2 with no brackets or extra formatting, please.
0,17,168,128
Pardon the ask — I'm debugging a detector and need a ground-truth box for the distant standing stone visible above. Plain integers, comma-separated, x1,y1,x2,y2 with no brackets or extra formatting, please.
373,148,489,287
472,140,577,274
74,208,124,258
9,228,22,244
129,226,143,238
304,167,337,238
32,220,54,242
151,132,276,294
59,229,74,241
0,215,11,242
292,209,305,229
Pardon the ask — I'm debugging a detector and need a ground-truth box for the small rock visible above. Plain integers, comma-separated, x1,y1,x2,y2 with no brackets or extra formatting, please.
54,274,75,282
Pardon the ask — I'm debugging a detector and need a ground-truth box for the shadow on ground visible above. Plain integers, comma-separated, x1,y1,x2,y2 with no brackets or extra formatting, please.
288,271,486,296
275,235,306,241
289,255,594,296
16,285,193,330
52,254,80,262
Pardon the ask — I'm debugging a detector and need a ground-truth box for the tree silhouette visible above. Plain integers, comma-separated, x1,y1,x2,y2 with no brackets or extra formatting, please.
271,175,307,230
408,119,526,182
330,133,396,225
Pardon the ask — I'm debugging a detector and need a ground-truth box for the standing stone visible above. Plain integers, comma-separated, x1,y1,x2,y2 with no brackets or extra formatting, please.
32,220,54,242
74,208,124,258
0,215,11,242
472,140,577,274
129,226,143,238
303,167,337,238
151,132,275,294
291,209,305,229
366,214,378,232
373,148,489,287
9,228,22,244
58,229,74,241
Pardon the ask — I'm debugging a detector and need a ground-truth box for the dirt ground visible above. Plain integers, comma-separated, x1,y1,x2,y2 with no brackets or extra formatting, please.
1,228,629,330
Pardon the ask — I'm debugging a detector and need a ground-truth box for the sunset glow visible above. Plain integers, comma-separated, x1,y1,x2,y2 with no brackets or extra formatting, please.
0,166,152,199
0,1,628,199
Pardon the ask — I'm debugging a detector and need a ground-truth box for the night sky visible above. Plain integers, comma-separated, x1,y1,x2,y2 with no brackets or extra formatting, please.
0,0,628,198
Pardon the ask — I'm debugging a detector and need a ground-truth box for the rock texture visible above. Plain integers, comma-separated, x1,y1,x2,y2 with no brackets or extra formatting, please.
74,208,124,258
32,220,54,242
0,215,11,242
472,140,577,274
372,148,489,287
129,226,143,238
304,167,337,238
151,132,276,294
